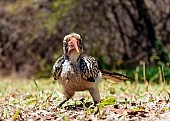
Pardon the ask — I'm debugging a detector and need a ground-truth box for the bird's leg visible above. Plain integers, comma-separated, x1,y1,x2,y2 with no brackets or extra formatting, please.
89,86,100,105
58,90,75,107
58,99,68,107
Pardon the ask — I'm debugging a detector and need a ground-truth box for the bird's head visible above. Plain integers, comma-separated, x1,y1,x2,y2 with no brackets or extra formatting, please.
63,33,83,56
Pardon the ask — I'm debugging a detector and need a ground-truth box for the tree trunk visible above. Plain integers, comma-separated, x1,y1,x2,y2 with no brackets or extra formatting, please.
135,0,169,64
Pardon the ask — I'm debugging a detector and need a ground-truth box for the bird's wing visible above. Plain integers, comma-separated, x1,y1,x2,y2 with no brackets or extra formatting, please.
53,56,65,80
79,55,99,82
101,70,129,83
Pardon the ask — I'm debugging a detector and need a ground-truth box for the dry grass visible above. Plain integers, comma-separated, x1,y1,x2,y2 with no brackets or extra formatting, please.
0,77,170,120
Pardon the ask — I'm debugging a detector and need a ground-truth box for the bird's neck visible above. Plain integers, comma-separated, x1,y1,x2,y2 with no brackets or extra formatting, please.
68,51,81,64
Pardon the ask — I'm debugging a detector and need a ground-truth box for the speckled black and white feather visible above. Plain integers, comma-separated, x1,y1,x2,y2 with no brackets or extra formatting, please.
79,54,99,82
53,54,100,83
53,56,65,80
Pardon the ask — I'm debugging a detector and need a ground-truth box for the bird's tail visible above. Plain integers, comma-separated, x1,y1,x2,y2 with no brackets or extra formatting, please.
101,70,129,83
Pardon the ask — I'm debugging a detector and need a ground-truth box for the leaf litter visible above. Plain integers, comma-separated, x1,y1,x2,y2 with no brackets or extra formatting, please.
0,79,170,120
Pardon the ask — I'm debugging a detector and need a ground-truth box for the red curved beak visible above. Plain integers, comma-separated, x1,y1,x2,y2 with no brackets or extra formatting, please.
69,37,80,53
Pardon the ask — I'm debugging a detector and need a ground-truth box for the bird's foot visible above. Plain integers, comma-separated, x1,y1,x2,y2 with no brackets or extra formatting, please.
94,101,98,106
57,99,68,108
88,101,98,109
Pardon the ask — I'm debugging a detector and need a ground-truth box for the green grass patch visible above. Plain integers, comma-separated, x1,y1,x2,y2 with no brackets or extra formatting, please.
125,65,170,83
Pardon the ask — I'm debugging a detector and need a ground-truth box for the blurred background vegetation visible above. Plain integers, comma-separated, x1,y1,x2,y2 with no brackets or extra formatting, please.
0,0,170,82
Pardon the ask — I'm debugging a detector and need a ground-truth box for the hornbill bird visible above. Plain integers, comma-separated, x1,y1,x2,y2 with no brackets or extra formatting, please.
53,33,128,107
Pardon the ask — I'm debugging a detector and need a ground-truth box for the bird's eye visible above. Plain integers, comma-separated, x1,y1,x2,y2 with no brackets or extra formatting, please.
66,39,71,43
